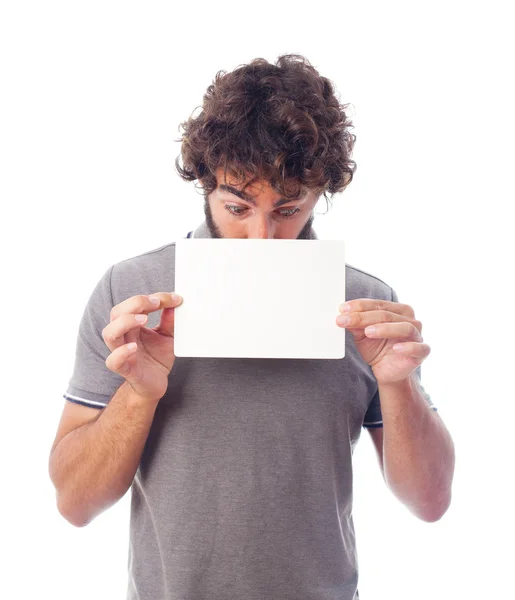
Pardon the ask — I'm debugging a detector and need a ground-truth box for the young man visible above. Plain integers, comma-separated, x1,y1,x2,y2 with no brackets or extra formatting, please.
49,54,455,600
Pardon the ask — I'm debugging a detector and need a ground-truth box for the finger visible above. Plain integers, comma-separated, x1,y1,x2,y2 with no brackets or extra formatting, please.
147,292,183,312
105,341,138,377
364,322,423,341
338,310,421,332
340,299,415,319
392,342,431,358
102,313,149,353
110,293,182,324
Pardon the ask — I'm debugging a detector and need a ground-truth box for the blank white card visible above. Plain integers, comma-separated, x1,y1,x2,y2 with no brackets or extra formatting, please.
173,238,346,359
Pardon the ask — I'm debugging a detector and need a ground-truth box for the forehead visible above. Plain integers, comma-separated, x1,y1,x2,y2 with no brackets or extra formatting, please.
214,166,308,198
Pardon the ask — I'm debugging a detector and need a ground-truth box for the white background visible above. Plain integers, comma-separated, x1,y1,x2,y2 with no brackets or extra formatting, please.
1,1,513,598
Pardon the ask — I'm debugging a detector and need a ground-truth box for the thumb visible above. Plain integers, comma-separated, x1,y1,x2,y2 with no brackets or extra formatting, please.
153,306,176,337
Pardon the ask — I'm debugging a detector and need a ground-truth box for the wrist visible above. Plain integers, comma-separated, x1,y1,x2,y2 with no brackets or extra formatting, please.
122,381,162,409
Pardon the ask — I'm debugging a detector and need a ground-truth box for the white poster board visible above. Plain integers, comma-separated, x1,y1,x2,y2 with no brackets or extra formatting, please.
174,238,346,359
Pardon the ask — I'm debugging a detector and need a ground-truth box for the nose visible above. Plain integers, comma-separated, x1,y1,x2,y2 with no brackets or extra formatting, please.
249,217,275,239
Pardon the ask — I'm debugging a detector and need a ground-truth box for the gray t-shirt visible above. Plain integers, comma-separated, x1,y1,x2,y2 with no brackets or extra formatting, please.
63,221,436,600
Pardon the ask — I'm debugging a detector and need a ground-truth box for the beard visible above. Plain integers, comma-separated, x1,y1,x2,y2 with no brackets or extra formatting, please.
203,197,315,239
204,196,225,239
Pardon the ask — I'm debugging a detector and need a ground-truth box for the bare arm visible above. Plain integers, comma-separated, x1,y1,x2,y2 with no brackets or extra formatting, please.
49,381,160,527
49,291,182,526
377,374,455,522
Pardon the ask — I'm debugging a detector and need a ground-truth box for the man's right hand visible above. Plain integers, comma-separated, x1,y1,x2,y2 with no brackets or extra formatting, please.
102,292,183,401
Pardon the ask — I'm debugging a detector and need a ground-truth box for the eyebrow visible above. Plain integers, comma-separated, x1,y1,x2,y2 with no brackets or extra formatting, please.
219,184,306,208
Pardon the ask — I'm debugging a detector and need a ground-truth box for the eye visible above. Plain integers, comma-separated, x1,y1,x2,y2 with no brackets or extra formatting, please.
224,205,301,218
278,207,301,218
225,205,247,216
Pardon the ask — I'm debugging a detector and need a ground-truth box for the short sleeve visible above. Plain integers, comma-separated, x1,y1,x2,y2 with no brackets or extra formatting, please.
63,265,125,409
362,285,438,429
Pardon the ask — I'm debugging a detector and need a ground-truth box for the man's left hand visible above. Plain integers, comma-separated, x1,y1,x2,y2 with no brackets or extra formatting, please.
336,299,431,385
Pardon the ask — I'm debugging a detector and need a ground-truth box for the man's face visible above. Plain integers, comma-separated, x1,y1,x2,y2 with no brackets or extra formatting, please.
204,167,320,239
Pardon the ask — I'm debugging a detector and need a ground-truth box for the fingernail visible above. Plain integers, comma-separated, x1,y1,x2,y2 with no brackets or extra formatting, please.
171,292,182,302
148,295,160,305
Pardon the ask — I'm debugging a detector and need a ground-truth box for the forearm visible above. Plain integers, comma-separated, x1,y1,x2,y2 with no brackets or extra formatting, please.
379,373,455,521
49,381,160,527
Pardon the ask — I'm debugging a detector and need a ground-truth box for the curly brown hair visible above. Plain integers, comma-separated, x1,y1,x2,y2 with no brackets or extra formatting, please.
174,54,356,208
